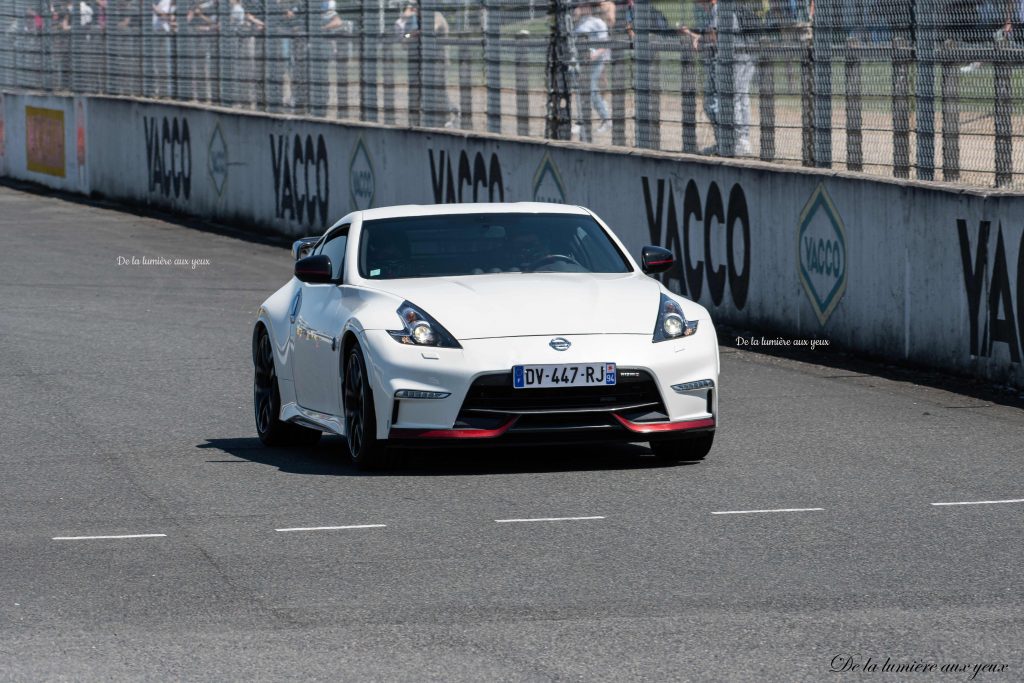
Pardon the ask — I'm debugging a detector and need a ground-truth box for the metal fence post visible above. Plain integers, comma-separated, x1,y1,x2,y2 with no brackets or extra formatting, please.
267,1,281,112
611,35,626,147
406,16,420,127
890,0,913,179
545,0,571,141
226,20,239,107
458,40,472,130
310,18,328,116
256,0,268,110
757,40,775,162
915,0,936,180
714,0,736,157
100,5,109,94
634,20,652,149
844,44,862,172
361,0,379,122
215,0,224,106
801,36,814,167
138,0,146,98
170,1,180,100
994,49,1013,187
681,39,697,154
71,4,82,93
892,49,911,179
0,4,9,89
811,0,832,167
381,39,395,124
484,0,501,133
421,0,443,128
648,39,660,150
940,58,960,182
515,30,529,136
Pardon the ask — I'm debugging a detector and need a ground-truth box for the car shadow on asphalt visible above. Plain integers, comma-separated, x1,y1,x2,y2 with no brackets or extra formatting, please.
196,435,700,476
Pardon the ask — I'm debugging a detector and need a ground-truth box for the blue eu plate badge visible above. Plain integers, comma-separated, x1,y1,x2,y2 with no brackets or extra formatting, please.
605,363,617,384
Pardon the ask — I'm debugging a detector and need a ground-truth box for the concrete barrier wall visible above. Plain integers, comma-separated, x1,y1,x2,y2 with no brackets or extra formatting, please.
4,93,1024,388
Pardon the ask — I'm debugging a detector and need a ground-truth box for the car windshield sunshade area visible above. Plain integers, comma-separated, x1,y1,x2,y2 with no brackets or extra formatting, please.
358,213,633,279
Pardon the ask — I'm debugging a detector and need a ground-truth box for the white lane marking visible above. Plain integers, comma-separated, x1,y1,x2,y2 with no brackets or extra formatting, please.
711,507,824,515
932,498,1024,507
275,524,387,532
52,533,167,540
495,516,605,523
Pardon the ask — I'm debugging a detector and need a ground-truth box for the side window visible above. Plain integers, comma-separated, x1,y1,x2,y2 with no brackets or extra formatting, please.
320,229,349,281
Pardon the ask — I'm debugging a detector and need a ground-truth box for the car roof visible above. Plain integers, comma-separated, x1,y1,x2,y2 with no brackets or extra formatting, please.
355,202,590,222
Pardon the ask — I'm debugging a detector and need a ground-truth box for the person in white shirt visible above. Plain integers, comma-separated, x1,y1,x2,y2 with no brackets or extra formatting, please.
152,0,173,32
573,2,612,134
685,0,756,156
78,1,94,26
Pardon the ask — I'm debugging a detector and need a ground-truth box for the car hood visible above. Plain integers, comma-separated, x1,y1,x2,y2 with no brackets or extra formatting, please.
369,272,665,339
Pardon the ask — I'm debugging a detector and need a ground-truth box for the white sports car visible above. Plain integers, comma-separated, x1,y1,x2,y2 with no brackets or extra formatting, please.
252,203,719,468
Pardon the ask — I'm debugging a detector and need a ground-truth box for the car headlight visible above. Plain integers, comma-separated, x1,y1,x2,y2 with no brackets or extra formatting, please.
388,301,462,348
653,293,698,342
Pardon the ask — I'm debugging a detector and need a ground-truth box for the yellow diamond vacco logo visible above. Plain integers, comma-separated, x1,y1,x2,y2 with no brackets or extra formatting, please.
798,184,847,325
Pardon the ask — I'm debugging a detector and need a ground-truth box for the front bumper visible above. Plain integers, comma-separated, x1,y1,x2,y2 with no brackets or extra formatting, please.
359,327,720,442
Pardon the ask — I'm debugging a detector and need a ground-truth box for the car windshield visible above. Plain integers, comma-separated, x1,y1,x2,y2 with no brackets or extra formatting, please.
358,212,632,280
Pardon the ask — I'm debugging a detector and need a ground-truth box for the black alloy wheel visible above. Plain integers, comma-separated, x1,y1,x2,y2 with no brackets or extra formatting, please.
254,328,321,447
344,344,388,469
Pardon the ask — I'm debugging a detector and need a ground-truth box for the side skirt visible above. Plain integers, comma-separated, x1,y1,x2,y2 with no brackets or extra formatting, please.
280,402,346,436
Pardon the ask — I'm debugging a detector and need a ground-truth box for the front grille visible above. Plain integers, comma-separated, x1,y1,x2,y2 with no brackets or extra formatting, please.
459,369,666,415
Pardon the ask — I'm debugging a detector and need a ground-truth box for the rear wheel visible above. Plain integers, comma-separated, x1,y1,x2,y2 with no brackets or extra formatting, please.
650,432,714,464
254,328,321,447
344,344,390,469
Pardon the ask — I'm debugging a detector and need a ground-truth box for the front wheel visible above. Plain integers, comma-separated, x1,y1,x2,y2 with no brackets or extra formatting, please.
650,432,714,464
344,344,390,469
254,328,322,447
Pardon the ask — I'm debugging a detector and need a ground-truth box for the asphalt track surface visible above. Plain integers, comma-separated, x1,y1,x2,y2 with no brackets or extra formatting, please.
1,183,1022,682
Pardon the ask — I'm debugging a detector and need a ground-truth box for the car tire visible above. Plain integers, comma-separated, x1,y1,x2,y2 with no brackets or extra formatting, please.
650,432,714,464
254,327,322,447
344,343,390,470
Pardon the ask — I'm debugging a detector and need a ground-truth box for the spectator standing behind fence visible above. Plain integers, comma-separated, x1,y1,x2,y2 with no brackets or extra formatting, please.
394,1,460,128
185,0,217,102
226,0,263,107
574,2,612,134
150,0,174,98
681,0,758,156
267,0,300,112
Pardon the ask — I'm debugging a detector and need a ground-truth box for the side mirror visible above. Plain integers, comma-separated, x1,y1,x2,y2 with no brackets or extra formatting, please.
292,237,319,261
641,246,674,274
294,255,334,283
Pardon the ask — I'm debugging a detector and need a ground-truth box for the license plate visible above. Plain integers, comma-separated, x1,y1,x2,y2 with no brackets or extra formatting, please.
512,363,617,389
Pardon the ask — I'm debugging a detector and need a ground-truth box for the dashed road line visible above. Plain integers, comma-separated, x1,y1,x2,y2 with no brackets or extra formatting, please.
931,498,1024,507
495,516,606,523
711,507,824,515
52,533,167,541
275,524,387,532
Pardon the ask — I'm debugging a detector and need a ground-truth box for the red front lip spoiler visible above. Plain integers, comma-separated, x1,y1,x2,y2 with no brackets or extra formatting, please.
389,415,715,439
612,415,716,434
389,417,519,440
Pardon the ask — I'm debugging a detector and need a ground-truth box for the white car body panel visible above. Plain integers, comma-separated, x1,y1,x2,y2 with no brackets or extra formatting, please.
254,202,720,445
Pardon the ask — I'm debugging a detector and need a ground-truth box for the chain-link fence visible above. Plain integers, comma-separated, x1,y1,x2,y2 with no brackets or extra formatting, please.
3,0,1024,188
